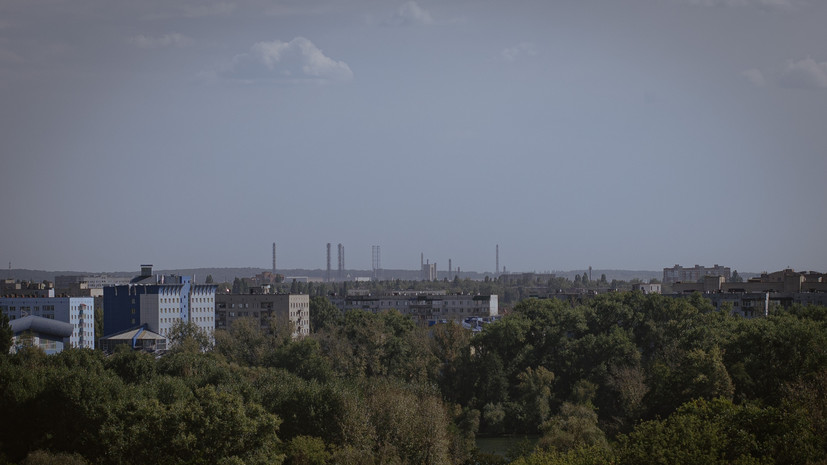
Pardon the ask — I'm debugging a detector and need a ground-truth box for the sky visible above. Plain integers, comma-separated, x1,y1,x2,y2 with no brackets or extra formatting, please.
1,0,826,274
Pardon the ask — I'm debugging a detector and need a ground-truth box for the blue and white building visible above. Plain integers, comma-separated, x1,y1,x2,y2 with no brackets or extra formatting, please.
103,265,217,339
0,296,95,349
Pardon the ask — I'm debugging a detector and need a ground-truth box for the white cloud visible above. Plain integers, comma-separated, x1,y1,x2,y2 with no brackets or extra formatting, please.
502,42,537,62
182,2,236,18
387,1,434,26
741,68,766,87
220,37,353,82
779,57,827,89
128,33,194,49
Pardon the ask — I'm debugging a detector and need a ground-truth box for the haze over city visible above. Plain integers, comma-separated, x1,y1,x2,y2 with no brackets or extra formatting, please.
1,0,825,274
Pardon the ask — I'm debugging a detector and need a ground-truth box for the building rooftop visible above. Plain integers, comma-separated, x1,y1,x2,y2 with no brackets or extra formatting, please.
9,315,74,338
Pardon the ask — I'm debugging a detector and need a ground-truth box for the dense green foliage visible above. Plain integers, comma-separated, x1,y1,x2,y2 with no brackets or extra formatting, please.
2,292,827,464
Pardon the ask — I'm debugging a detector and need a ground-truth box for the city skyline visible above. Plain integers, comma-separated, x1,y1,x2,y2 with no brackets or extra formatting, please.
2,0,826,273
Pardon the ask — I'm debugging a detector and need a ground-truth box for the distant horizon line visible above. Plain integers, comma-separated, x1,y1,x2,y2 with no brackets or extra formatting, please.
4,266,775,276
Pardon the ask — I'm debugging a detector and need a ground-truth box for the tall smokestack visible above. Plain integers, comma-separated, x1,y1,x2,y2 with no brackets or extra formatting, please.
338,243,344,279
496,244,499,275
272,243,276,274
326,243,331,283
372,245,381,280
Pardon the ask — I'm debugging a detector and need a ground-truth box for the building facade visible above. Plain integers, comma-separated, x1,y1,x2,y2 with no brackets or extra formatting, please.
330,291,498,324
632,283,662,294
668,269,827,318
2,279,54,298
215,293,309,337
1,296,95,349
663,264,731,285
103,267,217,339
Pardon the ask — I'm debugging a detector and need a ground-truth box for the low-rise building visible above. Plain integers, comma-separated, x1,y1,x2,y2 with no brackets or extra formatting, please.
99,326,167,353
632,283,662,294
1,296,95,349
215,293,309,337
8,315,75,354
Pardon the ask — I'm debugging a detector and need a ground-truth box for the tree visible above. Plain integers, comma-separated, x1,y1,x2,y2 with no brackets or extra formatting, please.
232,277,248,294
213,317,268,366
539,402,608,453
731,270,743,283
309,296,341,333
285,436,329,465
0,311,12,354
167,320,212,353
205,274,214,284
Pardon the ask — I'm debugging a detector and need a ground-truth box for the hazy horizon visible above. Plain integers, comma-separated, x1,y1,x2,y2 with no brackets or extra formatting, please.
2,0,825,274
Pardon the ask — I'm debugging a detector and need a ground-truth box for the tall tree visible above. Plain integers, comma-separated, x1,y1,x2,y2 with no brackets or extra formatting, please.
0,311,12,354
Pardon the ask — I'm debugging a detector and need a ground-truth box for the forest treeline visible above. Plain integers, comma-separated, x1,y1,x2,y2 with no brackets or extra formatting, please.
1,292,827,464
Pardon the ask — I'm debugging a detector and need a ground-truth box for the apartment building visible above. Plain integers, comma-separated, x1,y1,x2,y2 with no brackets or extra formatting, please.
331,291,498,324
1,296,95,349
215,293,309,338
663,264,731,285
103,265,217,339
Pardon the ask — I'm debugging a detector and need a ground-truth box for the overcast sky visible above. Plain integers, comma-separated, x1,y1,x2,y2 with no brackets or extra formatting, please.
1,0,825,274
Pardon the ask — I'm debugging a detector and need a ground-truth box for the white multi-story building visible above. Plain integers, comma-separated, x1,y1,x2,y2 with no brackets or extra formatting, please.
103,266,217,340
0,297,95,349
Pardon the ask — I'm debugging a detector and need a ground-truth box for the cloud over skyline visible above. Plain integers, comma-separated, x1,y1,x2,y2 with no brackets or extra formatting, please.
741,68,766,87
386,1,434,26
779,57,827,89
220,37,353,82
502,42,537,62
